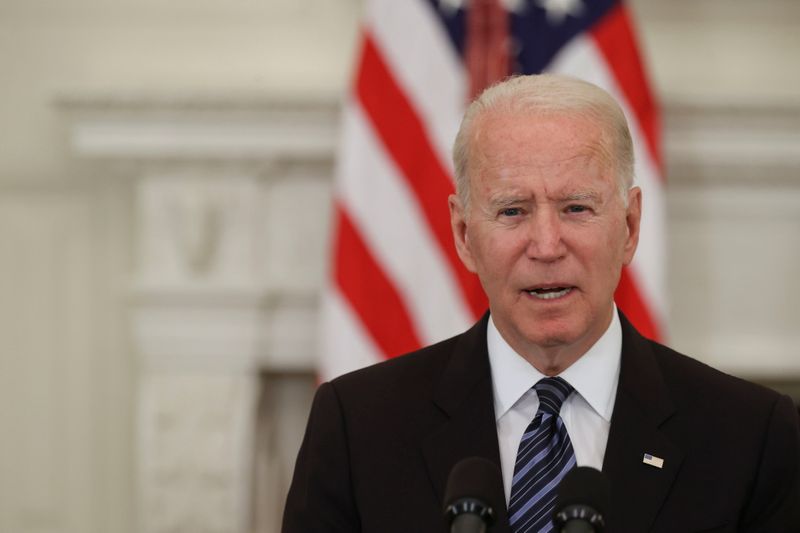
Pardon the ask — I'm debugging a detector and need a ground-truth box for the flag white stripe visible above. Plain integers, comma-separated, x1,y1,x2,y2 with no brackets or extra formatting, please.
548,35,667,325
367,0,466,177
336,98,474,345
318,287,383,379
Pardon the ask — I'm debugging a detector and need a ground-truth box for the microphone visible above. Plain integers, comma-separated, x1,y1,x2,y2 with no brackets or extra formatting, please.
552,466,610,533
444,457,504,533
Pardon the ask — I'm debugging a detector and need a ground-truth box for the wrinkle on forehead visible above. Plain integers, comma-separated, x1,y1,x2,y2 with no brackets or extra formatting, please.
478,150,606,179
467,111,617,186
476,152,613,198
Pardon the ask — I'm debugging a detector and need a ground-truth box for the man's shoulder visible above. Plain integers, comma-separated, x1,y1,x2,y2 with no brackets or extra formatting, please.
329,314,490,397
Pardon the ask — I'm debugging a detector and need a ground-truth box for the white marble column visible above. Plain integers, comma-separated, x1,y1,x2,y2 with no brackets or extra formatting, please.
133,170,264,533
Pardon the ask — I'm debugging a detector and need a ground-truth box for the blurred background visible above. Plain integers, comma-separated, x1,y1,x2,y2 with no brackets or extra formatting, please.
1,0,799,532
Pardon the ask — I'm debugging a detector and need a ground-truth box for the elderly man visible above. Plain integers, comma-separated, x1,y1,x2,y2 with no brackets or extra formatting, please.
282,75,800,532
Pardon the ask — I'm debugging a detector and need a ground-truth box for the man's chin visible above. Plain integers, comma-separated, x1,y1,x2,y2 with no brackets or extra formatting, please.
524,329,580,349
504,316,578,346
492,304,592,352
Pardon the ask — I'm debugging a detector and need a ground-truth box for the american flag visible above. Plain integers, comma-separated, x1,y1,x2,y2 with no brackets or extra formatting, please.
320,0,665,380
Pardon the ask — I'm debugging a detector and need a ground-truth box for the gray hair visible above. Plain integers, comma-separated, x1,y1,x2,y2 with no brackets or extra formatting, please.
452,74,634,209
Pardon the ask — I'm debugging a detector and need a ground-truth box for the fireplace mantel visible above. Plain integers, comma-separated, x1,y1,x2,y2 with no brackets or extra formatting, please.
60,93,339,533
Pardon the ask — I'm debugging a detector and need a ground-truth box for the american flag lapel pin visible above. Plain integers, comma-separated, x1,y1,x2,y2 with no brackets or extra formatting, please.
643,453,664,469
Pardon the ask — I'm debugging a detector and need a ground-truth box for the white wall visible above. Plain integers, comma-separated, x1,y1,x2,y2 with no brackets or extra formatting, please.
632,0,800,102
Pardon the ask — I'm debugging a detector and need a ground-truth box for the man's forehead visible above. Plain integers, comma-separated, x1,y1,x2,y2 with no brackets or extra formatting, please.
475,149,603,173
473,149,614,189
470,110,613,165
471,150,617,209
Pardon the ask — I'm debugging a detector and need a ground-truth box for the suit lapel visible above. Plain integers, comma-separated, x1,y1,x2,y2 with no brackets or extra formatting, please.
421,314,511,533
421,312,683,533
602,313,683,533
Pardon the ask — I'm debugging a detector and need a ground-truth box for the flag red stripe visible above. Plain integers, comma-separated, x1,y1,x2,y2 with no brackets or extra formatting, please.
334,204,423,357
592,4,663,174
355,32,488,318
615,266,661,341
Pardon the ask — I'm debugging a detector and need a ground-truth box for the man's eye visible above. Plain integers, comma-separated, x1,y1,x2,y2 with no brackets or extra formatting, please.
566,205,589,214
500,208,522,217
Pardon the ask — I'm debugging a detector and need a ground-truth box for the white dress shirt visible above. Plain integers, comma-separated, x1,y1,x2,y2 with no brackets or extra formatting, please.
487,309,622,503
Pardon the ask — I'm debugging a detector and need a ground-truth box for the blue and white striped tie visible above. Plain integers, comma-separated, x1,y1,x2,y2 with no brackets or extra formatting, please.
508,377,577,533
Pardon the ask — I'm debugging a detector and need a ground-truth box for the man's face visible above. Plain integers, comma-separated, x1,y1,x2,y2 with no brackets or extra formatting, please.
449,110,641,363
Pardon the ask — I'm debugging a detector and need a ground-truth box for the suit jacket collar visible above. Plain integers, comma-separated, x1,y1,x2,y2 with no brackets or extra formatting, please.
602,312,683,532
421,313,512,533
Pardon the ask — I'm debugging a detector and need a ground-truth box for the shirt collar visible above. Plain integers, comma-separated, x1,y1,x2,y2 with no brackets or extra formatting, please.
488,308,622,423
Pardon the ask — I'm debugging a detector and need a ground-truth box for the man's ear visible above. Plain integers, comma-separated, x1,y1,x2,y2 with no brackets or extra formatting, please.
448,194,477,273
622,186,642,266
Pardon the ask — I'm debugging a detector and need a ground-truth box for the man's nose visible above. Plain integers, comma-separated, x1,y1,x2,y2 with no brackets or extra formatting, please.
525,210,566,262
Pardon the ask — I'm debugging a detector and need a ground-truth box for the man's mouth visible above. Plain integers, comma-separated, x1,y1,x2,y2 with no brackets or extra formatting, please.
524,286,574,300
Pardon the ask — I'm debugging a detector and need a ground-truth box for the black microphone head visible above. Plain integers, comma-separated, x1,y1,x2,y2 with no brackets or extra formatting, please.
444,457,505,528
553,466,610,532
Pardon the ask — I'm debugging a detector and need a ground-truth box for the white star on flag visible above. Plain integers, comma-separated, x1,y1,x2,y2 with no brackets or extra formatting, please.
535,0,584,25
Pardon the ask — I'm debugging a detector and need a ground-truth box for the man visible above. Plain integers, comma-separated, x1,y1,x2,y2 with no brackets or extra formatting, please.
282,75,800,532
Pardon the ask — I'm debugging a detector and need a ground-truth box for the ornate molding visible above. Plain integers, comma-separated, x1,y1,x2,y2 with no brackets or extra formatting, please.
59,93,337,372
57,93,340,163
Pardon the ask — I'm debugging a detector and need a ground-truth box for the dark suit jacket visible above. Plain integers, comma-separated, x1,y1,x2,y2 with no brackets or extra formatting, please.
282,313,800,532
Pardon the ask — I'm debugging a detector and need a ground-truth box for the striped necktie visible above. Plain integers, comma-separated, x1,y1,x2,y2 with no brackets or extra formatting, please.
508,377,577,533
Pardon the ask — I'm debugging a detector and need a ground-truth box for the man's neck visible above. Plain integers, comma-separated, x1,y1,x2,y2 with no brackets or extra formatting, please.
495,309,615,375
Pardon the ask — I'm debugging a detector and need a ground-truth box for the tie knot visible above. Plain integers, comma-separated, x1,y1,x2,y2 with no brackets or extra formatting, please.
534,377,573,415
